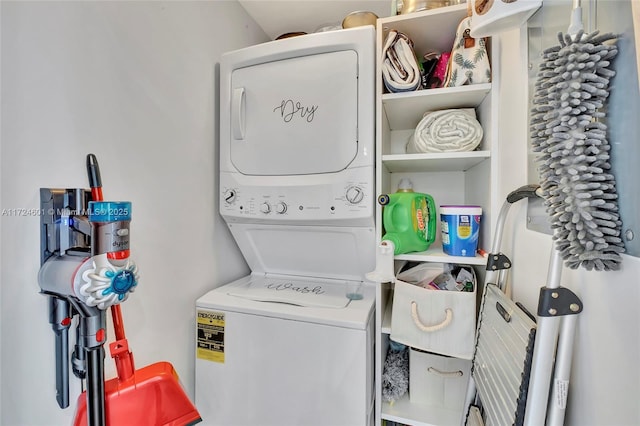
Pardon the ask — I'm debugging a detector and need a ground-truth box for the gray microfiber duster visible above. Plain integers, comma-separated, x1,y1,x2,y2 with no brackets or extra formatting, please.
530,30,625,271
381,345,409,404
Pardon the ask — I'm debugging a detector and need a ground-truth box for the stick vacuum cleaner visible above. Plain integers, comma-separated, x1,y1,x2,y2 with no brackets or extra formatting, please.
38,154,201,426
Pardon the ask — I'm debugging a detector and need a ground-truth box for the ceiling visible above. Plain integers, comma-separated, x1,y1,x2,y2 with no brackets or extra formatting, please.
238,0,393,40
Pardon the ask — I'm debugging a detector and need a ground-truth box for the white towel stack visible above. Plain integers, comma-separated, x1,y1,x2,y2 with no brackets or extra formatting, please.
406,109,483,153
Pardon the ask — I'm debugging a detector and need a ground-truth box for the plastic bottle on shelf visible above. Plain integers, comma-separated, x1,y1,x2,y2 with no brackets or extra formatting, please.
378,178,437,255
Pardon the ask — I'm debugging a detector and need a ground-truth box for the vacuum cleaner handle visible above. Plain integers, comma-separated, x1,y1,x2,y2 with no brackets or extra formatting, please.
86,154,103,202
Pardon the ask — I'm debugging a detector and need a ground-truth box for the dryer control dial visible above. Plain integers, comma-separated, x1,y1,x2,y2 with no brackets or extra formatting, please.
345,186,365,204
260,202,271,214
223,189,237,204
275,202,288,214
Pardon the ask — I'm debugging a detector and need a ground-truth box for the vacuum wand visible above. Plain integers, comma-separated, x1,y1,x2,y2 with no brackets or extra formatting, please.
85,348,105,425
70,299,107,426
49,296,72,409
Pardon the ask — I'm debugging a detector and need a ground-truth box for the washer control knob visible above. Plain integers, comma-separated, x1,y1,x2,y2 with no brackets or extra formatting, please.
260,202,271,214
223,189,237,204
345,186,365,204
275,202,288,214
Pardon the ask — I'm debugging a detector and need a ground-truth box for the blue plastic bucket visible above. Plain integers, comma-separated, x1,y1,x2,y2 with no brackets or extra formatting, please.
440,205,482,257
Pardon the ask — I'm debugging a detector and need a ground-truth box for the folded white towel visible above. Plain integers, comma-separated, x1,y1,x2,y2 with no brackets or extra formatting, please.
407,109,483,153
381,30,421,93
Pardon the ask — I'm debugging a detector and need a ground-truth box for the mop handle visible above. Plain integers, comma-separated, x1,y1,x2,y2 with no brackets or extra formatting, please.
86,154,127,342
110,308,126,341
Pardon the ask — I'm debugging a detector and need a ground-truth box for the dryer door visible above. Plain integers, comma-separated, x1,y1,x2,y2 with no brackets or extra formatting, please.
230,50,358,176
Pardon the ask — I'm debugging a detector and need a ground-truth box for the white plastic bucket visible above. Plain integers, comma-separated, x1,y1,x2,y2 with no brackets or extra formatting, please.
440,206,482,257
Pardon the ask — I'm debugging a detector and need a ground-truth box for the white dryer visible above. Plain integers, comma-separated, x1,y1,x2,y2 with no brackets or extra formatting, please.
196,26,376,426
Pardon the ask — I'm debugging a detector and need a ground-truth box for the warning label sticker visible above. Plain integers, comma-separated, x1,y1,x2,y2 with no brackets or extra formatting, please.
196,310,225,363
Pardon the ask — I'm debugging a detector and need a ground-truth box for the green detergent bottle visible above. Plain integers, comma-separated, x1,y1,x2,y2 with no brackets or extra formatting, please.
379,179,437,255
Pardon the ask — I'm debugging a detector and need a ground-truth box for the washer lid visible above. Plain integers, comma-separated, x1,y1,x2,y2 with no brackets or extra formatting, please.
227,276,350,308
197,274,374,330
229,50,358,176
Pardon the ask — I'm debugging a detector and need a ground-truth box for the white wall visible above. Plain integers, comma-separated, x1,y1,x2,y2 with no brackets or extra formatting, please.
495,18,640,426
0,2,266,424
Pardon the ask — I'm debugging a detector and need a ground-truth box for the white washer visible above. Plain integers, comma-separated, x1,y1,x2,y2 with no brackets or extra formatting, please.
196,26,376,425
196,274,374,426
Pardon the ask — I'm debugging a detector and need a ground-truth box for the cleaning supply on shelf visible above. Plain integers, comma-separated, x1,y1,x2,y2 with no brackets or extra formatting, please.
530,1,625,271
440,205,482,257
379,179,437,255
365,179,436,284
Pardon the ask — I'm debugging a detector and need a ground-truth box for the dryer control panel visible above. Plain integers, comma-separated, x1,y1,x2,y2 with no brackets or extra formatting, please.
220,167,373,226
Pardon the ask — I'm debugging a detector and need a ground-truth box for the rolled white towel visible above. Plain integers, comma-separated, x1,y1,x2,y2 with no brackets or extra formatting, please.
407,109,483,153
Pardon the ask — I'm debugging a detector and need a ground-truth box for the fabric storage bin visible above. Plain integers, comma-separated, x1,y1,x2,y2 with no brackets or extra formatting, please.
390,274,476,359
409,348,471,410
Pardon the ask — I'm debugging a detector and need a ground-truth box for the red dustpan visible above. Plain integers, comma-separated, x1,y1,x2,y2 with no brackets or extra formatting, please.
74,155,201,426
73,359,201,426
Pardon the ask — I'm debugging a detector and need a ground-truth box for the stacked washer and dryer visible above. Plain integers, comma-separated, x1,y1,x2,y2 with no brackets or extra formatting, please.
195,27,377,425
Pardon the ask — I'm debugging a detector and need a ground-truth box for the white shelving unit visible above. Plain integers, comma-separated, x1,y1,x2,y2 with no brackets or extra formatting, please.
374,4,500,426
